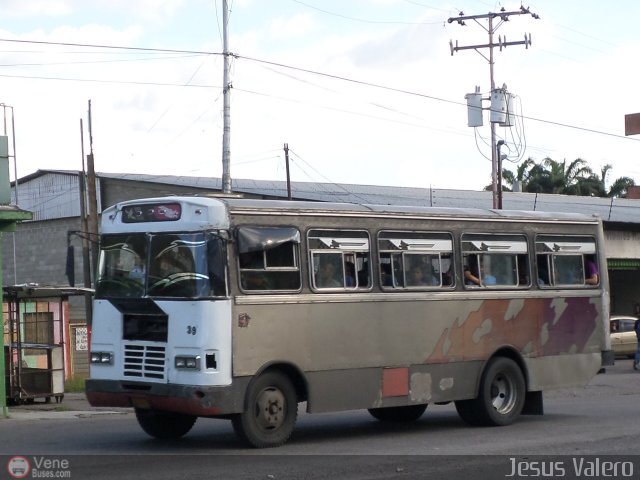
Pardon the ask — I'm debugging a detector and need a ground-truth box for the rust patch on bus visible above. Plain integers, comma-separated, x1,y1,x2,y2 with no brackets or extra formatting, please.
238,313,251,328
382,367,410,397
427,297,598,363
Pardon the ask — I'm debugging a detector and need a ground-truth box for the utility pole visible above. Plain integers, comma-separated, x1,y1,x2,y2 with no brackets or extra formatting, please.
448,6,538,209
79,118,93,323
284,143,291,200
221,0,232,194
86,100,99,313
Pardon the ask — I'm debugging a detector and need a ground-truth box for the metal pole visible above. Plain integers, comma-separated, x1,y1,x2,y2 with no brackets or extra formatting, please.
0,248,6,416
221,0,232,194
497,140,505,209
5,106,20,283
488,15,498,209
284,143,291,200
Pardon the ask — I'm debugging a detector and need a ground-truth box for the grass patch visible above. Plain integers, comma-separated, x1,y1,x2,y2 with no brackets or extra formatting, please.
64,375,87,393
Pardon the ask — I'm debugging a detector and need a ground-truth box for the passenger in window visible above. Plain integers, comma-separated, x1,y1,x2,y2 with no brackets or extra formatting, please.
537,256,550,285
483,272,497,285
316,257,343,288
584,256,599,285
242,272,271,290
464,255,481,286
344,261,356,287
464,254,482,285
380,263,394,287
440,259,453,286
465,256,497,286
129,258,145,282
408,264,437,287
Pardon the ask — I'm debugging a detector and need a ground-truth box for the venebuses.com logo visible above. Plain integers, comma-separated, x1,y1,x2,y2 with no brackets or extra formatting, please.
6,455,71,478
7,456,30,479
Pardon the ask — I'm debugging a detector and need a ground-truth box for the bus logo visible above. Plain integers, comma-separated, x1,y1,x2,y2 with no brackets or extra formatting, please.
7,456,30,479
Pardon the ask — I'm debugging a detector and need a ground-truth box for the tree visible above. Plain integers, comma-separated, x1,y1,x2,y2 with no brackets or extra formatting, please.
501,158,635,198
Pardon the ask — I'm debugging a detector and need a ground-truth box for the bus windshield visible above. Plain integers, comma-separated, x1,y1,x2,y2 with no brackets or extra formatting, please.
95,232,227,299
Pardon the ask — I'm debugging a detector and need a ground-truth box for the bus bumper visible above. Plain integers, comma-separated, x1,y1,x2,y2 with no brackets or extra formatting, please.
85,378,249,417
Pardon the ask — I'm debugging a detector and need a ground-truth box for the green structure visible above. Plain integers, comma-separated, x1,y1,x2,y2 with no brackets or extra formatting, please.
0,135,32,417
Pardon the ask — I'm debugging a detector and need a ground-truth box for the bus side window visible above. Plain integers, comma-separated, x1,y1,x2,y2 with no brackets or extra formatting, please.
461,234,528,289
535,235,598,288
308,229,371,291
237,226,301,292
377,231,453,290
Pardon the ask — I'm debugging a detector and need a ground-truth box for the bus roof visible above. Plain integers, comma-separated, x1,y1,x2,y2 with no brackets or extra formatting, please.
220,197,601,224
101,196,602,232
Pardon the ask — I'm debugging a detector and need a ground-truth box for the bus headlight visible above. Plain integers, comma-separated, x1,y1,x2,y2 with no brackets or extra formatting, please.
90,351,113,364
175,355,201,370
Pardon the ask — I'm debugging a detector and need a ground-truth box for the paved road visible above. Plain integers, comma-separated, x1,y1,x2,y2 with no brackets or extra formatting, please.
1,359,639,479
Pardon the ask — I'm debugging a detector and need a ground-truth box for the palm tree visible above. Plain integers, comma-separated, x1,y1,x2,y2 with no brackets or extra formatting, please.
590,164,635,197
500,158,635,197
541,157,594,195
608,176,635,197
501,158,535,192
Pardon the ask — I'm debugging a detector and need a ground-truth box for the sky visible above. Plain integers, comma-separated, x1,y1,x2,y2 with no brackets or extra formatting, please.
2,0,640,193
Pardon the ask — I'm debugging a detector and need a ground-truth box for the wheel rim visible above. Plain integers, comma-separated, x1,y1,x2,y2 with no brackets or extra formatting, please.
489,372,516,414
253,386,286,432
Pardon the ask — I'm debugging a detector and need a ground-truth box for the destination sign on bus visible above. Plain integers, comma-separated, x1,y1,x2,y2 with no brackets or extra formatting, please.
122,202,182,223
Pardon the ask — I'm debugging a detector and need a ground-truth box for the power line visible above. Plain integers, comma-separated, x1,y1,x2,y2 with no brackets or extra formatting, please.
0,37,220,56
1,37,638,146
0,72,219,88
0,53,205,68
289,0,442,25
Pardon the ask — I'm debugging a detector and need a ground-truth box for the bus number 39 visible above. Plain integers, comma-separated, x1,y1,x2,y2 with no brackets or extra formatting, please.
187,326,197,335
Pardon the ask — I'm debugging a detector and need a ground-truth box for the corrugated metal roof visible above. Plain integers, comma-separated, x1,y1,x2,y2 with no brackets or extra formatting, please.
17,169,640,225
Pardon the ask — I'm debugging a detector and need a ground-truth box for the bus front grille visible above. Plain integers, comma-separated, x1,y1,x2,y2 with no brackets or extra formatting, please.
123,344,166,380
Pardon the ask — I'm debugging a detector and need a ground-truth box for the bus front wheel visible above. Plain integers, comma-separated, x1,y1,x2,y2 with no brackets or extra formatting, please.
368,404,427,422
135,408,197,439
231,371,298,448
455,357,525,427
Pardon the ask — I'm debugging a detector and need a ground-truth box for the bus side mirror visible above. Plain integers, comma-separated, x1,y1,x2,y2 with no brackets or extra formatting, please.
66,245,75,287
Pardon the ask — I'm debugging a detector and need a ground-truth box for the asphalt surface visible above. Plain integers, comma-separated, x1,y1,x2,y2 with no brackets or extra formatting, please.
3,391,132,420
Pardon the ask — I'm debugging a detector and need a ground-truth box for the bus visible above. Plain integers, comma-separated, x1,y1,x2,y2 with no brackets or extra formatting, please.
86,196,613,447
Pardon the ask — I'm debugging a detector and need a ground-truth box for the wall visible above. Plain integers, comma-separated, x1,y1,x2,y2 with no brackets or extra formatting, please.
100,179,213,209
2,217,83,287
604,230,640,258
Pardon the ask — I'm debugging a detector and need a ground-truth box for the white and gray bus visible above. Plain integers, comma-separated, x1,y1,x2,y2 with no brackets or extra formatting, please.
86,197,613,447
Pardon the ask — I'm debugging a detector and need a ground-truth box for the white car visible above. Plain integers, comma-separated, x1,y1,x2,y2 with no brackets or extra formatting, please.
609,316,638,358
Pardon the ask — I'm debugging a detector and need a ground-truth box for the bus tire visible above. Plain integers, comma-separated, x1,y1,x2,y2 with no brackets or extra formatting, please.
456,357,525,427
231,371,298,448
368,404,427,422
454,399,483,426
135,408,197,439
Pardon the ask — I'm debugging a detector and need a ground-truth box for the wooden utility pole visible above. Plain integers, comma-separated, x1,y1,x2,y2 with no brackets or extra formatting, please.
79,118,93,322
86,100,100,312
448,6,538,209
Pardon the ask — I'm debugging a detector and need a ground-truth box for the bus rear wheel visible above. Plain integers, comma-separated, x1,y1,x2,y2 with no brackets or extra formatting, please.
368,404,427,422
135,408,197,439
231,371,298,448
455,357,525,427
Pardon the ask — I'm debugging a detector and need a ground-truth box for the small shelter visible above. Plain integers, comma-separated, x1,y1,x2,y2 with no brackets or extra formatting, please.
3,285,92,405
